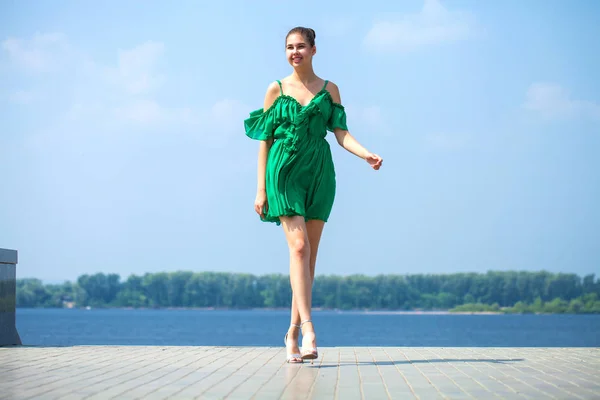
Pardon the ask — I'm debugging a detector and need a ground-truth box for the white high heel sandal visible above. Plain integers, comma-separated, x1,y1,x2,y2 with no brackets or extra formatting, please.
300,320,318,361
284,323,303,363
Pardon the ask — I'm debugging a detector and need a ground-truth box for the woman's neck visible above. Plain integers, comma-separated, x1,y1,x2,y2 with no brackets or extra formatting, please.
291,67,318,87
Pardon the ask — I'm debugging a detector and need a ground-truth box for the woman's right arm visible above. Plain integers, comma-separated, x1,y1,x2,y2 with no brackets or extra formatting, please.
254,82,280,218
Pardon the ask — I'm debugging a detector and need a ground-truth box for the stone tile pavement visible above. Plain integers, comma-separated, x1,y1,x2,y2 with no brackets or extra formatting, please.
1,346,599,399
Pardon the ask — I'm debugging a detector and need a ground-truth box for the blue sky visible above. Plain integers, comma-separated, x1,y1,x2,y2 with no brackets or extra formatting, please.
1,0,599,283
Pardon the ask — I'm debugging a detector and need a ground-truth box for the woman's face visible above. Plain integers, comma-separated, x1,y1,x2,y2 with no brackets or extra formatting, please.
286,33,315,68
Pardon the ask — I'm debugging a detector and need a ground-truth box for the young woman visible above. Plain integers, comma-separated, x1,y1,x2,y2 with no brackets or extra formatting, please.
244,27,383,363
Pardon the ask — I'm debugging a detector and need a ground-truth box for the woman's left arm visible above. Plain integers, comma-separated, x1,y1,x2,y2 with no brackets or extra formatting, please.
328,83,383,170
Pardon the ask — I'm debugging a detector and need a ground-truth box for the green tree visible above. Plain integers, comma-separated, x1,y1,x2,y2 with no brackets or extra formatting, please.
15,270,600,313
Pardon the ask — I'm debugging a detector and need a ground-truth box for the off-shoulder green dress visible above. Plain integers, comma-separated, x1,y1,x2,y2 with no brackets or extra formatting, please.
244,80,348,225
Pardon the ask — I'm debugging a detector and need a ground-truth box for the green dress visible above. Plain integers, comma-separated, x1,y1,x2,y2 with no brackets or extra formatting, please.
244,80,348,225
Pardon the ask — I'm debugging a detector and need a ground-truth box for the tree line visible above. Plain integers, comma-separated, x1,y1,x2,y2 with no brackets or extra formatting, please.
15,270,600,313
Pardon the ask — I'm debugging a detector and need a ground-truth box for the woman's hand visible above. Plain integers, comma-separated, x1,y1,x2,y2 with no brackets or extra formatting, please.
365,152,383,170
254,190,268,219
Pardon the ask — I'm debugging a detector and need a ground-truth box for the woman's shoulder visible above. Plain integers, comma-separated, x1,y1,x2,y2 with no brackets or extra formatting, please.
263,80,283,110
324,80,342,104
264,80,283,98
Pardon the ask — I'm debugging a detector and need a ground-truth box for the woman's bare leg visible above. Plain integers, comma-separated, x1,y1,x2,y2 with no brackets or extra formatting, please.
289,219,325,350
281,216,314,358
290,220,325,322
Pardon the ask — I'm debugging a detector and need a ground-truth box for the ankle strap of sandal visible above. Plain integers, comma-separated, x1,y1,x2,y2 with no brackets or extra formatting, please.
300,320,313,326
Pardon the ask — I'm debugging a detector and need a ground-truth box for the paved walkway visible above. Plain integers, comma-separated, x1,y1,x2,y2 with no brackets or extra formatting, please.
1,346,599,399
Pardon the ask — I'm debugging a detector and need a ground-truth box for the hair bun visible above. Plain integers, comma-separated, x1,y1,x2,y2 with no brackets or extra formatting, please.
286,27,317,47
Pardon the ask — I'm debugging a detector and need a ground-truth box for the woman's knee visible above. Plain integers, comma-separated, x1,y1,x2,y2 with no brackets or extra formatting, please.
289,237,310,259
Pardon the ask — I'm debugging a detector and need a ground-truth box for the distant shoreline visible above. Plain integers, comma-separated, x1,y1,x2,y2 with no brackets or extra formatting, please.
17,271,598,314
14,307,516,315
17,307,597,315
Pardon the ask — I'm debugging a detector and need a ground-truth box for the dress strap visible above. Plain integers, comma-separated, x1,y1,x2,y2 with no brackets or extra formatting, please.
276,80,284,95
322,80,329,90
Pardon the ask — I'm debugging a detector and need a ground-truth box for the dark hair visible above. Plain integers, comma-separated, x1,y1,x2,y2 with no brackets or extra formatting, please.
286,27,316,47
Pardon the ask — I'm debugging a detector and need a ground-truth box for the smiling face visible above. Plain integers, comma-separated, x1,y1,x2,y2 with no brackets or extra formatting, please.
285,33,316,68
